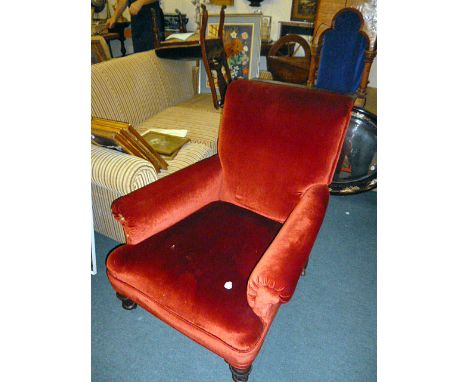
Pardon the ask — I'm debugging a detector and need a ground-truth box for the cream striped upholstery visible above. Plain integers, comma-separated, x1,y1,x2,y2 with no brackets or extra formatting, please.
91,145,158,194
92,182,126,243
92,143,213,241
177,93,220,112
91,66,128,123
258,70,274,80
92,51,196,126
158,142,213,177
92,51,221,242
135,105,221,154
91,145,158,242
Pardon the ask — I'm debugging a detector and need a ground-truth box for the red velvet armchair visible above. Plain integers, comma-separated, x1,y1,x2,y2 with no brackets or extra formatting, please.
106,80,353,381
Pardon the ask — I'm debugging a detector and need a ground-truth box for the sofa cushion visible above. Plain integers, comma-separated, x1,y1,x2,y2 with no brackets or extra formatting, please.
177,93,220,112
135,106,221,155
159,142,213,178
107,201,282,352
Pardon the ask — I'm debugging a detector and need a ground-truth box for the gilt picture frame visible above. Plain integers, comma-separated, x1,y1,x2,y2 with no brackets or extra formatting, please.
210,0,234,5
290,0,317,22
199,13,262,94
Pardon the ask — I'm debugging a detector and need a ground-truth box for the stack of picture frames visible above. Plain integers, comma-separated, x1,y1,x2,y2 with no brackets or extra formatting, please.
91,117,168,172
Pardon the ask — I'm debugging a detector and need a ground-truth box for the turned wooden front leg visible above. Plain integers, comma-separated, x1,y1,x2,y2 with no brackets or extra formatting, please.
229,365,252,382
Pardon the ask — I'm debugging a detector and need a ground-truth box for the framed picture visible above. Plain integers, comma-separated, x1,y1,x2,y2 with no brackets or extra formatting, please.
199,13,262,94
290,0,317,22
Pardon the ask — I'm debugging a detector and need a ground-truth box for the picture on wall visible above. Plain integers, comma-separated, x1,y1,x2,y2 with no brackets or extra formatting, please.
199,14,261,94
290,0,317,22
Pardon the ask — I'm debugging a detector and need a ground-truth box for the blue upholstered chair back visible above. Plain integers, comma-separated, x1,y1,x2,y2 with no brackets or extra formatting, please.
316,10,368,94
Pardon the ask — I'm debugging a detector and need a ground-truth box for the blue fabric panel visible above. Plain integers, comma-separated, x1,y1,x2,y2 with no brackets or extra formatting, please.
316,11,367,94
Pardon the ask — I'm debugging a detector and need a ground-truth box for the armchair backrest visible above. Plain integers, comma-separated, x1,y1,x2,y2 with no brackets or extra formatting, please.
219,80,353,222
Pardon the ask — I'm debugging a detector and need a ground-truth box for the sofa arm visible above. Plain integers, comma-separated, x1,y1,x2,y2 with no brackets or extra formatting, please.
91,145,158,194
111,155,223,244
247,184,330,321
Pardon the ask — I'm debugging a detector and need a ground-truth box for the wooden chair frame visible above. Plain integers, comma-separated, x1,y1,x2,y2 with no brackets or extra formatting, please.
199,5,232,109
150,6,231,109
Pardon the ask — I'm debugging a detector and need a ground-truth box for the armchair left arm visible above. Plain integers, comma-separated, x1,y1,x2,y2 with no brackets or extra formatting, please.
112,155,223,244
247,184,330,321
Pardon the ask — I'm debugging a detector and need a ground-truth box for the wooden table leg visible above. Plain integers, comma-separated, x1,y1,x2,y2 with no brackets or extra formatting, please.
118,31,126,56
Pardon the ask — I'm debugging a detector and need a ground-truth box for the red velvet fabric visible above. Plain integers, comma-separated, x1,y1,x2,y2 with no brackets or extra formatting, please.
107,80,353,369
107,202,281,365
247,184,330,321
107,273,279,369
219,80,353,222
112,156,223,244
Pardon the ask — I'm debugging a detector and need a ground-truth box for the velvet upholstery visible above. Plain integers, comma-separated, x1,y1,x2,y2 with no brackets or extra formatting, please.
316,10,368,94
107,201,281,366
219,81,354,222
112,155,223,245
107,80,353,371
247,183,330,321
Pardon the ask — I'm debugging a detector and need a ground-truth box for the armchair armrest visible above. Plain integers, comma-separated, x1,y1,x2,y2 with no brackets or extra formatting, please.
91,145,158,194
112,155,223,244
247,184,330,321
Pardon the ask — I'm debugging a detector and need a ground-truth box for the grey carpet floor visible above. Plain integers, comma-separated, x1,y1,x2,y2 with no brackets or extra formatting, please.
92,192,376,382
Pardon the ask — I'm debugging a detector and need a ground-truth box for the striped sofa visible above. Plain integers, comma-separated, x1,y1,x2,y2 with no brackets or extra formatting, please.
92,51,221,242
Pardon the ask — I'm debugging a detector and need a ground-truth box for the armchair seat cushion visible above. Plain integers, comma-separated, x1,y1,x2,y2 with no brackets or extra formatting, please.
107,201,281,354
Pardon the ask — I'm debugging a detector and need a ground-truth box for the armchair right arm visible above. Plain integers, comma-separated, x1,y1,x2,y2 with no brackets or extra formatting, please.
247,183,330,321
